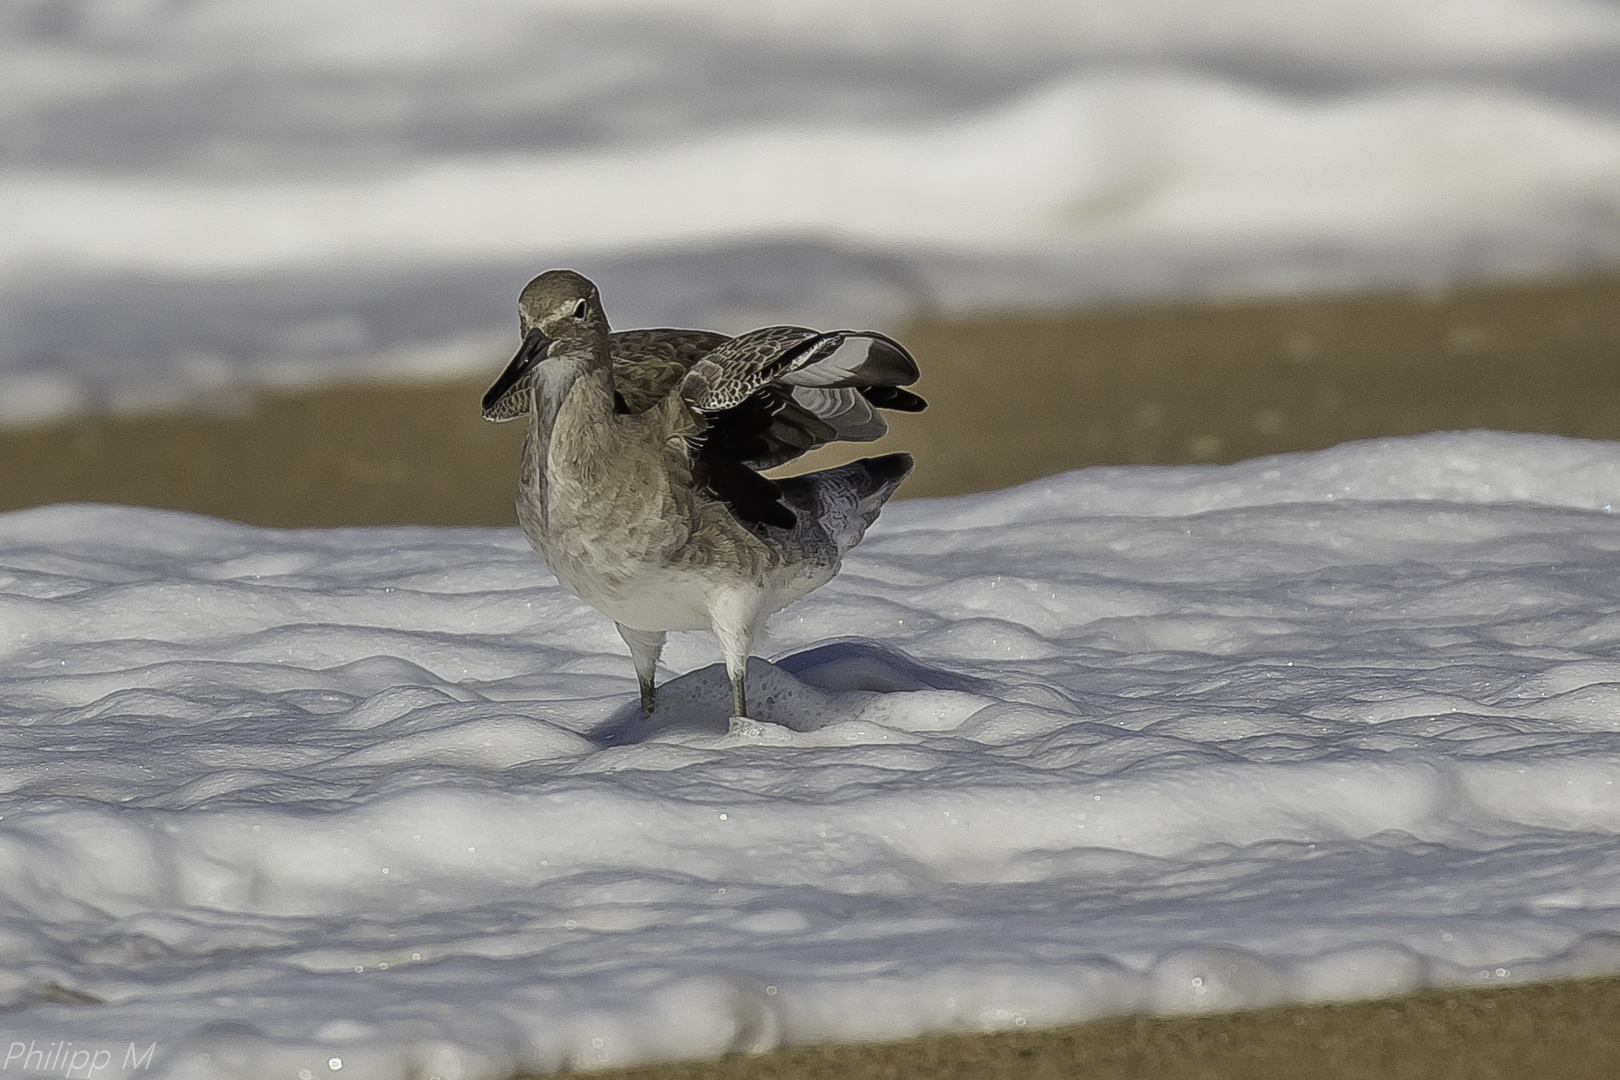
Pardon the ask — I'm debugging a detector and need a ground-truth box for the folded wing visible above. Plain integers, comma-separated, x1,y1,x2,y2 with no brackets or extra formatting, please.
610,329,729,414
481,327,729,420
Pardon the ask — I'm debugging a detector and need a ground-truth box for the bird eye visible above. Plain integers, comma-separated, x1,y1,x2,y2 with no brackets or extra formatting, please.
571,299,587,319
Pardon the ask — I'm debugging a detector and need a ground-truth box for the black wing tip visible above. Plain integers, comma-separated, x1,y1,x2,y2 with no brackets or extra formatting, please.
860,385,927,412
846,332,921,386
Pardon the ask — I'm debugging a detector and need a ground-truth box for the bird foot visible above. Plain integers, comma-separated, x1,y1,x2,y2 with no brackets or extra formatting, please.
726,716,793,744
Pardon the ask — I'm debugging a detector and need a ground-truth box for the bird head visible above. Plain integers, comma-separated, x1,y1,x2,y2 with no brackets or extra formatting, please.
482,269,608,421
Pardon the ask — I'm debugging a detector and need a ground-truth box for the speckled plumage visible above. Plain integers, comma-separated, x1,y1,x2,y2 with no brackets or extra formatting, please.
483,269,923,729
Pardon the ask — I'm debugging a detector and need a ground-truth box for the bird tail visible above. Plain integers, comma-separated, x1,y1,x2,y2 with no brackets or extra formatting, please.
777,452,913,558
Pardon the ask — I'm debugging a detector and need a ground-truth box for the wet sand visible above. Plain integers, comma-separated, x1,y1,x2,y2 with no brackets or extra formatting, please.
2,271,1616,525
565,974,1620,1080
5,270,1620,1075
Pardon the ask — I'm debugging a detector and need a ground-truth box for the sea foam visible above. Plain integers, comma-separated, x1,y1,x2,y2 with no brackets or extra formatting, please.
0,432,1617,1076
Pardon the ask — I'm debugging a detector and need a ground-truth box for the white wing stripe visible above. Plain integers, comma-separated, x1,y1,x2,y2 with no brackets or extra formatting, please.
779,335,874,387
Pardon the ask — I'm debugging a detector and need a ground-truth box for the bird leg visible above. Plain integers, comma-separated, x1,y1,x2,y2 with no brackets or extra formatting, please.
710,588,765,722
730,667,748,720
615,624,666,716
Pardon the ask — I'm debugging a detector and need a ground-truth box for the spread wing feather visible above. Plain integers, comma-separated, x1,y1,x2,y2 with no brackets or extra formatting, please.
680,327,918,412
778,331,920,389
676,326,925,532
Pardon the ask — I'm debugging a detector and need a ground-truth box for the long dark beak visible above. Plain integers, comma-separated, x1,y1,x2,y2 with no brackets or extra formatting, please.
481,328,553,418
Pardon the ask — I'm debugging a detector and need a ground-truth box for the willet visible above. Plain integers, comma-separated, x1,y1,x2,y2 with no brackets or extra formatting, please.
483,270,925,732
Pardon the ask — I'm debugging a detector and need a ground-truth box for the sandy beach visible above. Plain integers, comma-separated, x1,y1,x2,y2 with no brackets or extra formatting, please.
3,271,1616,527
568,974,1620,1080
4,272,1618,1077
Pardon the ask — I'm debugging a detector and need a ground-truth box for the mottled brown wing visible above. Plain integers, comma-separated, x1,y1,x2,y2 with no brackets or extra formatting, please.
679,327,828,412
609,329,731,414
681,326,920,411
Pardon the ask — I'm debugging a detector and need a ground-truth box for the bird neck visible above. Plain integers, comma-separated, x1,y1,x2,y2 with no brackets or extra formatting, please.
521,337,615,492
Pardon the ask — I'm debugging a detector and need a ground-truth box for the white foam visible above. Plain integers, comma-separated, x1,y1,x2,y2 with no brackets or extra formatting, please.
4,0,1620,417
2,432,1620,1076
9,79,1618,274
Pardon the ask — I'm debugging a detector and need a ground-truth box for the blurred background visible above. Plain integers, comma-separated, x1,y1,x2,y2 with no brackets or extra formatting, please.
3,0,1619,525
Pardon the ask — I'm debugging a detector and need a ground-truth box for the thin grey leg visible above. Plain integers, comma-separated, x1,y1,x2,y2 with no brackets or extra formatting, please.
615,624,666,715
710,587,764,724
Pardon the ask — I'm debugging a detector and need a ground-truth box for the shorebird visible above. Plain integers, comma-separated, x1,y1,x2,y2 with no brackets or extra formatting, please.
483,270,925,731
